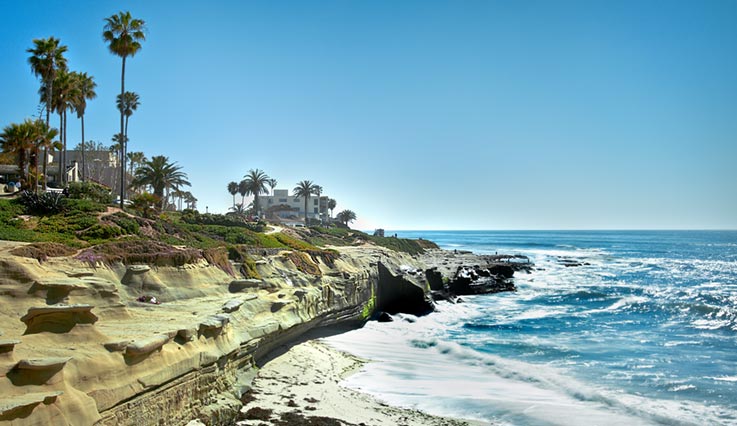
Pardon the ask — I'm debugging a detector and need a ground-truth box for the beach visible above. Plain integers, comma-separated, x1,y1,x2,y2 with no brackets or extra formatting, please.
236,337,488,426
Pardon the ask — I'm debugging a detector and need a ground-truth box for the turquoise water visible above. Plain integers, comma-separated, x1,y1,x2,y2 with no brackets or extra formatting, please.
326,231,737,425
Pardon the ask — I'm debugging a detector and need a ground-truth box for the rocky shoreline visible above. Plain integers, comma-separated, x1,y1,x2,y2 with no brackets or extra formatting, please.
0,241,528,425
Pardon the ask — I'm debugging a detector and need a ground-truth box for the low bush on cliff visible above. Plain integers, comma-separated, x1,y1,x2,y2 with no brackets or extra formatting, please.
10,242,77,262
75,240,204,267
298,226,433,255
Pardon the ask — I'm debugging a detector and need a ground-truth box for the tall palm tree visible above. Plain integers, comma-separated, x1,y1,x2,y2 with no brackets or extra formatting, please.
293,180,318,225
242,169,270,216
238,179,248,208
116,91,140,193
130,155,190,210
313,185,323,221
267,178,277,196
227,181,239,207
72,72,96,181
328,198,337,219
126,151,146,174
27,37,67,185
43,69,77,185
104,11,146,208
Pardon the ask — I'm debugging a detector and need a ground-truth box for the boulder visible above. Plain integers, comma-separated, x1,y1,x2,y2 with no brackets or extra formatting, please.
125,334,171,356
228,279,262,293
21,304,98,334
0,391,63,421
0,339,20,354
222,299,243,313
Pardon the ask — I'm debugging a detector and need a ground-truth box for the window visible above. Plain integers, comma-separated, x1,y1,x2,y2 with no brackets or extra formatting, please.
278,198,287,203
294,198,300,203
313,199,318,205
314,208,318,213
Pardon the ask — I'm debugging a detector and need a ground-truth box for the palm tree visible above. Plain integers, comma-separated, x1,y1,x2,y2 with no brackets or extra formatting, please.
227,181,239,207
126,151,146,175
42,69,77,185
0,121,33,188
130,155,190,210
242,169,270,217
104,11,146,208
336,209,357,227
293,180,318,225
313,185,323,221
328,198,337,219
31,120,60,191
116,91,140,195
238,179,248,208
184,191,197,210
267,178,277,196
27,37,67,184
71,72,96,181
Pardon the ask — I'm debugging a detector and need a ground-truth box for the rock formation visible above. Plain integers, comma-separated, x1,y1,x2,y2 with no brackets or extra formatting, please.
0,242,523,425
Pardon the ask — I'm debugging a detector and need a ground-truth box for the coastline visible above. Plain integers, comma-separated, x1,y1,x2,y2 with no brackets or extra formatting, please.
236,335,490,426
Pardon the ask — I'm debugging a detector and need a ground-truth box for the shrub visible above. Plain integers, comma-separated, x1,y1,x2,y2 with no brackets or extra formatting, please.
75,240,203,267
67,181,113,204
64,198,107,213
10,242,77,263
20,191,66,214
79,223,124,241
103,213,141,235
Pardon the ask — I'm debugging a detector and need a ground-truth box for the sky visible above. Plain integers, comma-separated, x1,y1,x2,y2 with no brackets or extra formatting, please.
1,0,736,230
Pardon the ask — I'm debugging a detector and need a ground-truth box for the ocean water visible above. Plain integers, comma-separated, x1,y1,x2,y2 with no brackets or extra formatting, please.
325,231,737,426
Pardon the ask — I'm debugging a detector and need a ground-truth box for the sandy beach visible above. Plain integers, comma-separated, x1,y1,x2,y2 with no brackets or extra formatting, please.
235,337,490,426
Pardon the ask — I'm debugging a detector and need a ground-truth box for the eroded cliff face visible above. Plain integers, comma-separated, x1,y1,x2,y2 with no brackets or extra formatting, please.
0,243,429,426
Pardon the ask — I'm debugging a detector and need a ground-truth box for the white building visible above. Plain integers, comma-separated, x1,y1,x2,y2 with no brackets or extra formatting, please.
261,189,329,222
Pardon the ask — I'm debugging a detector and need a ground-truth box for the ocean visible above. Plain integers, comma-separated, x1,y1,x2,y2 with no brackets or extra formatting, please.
325,231,737,426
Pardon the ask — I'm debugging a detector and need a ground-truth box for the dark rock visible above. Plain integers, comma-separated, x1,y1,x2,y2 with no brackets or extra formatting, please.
376,262,434,316
377,312,393,322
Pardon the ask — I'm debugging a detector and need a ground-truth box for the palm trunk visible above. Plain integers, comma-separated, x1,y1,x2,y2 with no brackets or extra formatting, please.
57,111,63,186
124,115,129,195
119,55,126,209
43,74,52,190
80,115,85,181
62,109,67,185
304,196,309,225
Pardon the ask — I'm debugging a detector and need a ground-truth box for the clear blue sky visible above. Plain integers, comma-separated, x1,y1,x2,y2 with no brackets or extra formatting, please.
1,0,736,230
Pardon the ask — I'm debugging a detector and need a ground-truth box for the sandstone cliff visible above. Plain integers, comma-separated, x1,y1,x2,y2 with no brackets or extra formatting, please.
0,242,432,426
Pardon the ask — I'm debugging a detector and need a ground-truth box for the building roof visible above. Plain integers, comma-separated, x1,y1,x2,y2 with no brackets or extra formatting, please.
0,164,20,174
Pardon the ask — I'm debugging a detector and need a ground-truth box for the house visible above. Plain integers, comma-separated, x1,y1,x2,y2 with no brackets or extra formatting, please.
261,189,330,221
47,150,120,190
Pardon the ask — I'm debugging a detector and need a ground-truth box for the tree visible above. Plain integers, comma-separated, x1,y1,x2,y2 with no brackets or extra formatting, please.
313,185,323,220
227,181,239,207
104,10,146,208
130,155,190,210
336,210,356,227
126,151,146,176
242,169,270,216
0,121,33,188
71,72,96,181
116,91,140,192
328,198,337,219
32,120,60,191
41,68,76,185
27,37,67,184
267,178,277,196
293,180,318,225
237,179,248,208
0,120,59,191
